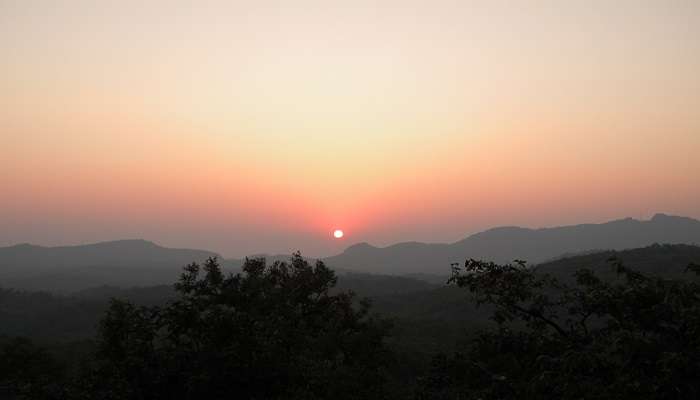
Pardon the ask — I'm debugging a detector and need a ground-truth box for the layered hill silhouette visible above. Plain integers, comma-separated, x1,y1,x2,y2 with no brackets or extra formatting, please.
0,240,220,292
3,244,699,344
2,213,699,291
324,213,700,275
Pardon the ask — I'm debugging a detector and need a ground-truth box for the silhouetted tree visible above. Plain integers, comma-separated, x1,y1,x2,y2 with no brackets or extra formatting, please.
417,259,700,400
87,254,392,400
0,337,65,399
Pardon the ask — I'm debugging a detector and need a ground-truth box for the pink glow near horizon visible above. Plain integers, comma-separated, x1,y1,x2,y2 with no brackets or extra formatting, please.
2,1,699,257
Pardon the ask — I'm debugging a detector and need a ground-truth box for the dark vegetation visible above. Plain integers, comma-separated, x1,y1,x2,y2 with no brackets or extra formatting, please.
2,244,700,399
418,256,700,399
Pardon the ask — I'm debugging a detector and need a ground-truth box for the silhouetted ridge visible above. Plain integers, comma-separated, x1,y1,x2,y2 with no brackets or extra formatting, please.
344,242,378,253
652,213,672,220
0,240,220,292
462,226,530,241
325,214,700,275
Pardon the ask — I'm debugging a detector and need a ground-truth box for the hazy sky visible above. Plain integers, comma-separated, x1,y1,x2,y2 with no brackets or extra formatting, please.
2,0,700,257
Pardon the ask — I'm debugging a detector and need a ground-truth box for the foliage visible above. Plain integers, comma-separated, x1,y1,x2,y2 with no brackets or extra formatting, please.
3,245,700,399
0,336,66,399
417,259,700,399
78,254,392,400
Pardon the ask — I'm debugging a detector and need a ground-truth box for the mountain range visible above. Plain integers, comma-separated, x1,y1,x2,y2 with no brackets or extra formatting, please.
1,213,699,291
0,240,219,292
4,243,699,344
324,213,700,274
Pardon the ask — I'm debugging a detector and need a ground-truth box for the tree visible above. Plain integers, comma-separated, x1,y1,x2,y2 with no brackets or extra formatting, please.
417,259,700,400
0,337,65,400
88,254,392,400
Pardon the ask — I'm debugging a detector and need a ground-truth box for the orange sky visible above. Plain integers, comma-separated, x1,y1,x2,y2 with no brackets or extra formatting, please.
2,1,700,257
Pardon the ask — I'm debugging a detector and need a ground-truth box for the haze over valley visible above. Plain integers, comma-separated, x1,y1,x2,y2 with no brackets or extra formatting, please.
2,213,699,292
3,2,700,398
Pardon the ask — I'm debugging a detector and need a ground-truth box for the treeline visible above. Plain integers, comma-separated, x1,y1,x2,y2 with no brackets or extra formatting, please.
2,246,700,399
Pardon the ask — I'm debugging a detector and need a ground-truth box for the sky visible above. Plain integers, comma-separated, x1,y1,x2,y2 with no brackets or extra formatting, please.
2,0,700,257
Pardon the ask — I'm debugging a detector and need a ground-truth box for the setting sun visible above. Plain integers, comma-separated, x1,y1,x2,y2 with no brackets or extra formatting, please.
3,2,700,397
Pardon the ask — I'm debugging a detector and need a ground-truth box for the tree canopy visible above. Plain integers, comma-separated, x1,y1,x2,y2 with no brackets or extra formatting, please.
83,254,392,400
3,247,700,399
417,258,700,399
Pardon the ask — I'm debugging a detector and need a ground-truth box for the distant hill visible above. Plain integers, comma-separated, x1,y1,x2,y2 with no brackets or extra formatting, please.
371,244,700,320
3,214,699,290
0,242,356,293
537,243,700,282
3,244,699,349
0,240,220,292
324,214,700,275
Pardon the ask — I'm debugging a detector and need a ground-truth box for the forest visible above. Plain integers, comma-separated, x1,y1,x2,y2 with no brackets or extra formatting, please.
1,244,699,399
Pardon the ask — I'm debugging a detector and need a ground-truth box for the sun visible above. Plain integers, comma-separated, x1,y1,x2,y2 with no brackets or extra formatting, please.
333,229,344,239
